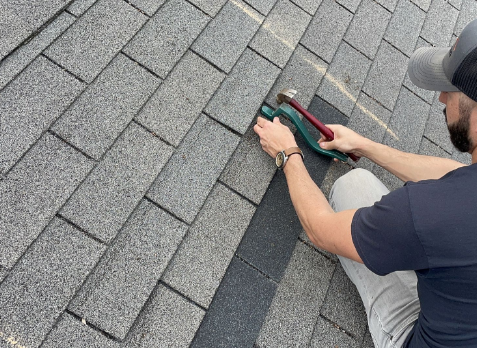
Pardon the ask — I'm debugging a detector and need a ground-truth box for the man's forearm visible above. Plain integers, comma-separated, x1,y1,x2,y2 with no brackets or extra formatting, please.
360,139,465,182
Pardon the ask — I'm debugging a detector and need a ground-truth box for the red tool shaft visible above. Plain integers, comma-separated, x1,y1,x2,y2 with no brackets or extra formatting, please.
288,99,359,162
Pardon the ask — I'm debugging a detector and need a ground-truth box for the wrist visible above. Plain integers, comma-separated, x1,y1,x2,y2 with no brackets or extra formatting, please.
283,152,304,174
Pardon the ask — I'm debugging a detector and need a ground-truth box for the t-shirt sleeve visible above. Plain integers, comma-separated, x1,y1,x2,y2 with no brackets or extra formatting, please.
351,186,429,276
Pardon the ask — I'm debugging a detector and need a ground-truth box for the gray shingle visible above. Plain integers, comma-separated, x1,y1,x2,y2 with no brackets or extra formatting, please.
420,0,459,47
0,3,32,61
290,0,323,14
410,0,430,11
187,0,228,16
266,45,328,109
454,0,477,35
301,0,353,62
5,0,71,29
0,134,94,269
452,150,472,165
67,0,98,16
317,42,372,116
384,0,426,57
125,284,205,348
0,267,7,283
361,329,375,348
0,218,105,348
69,200,188,339
45,0,147,82
336,0,361,13
0,12,75,90
424,95,454,154
403,38,436,104
205,49,281,134
0,56,84,174
321,264,367,339
250,0,311,68
135,51,225,146
449,0,462,10
310,316,361,348
375,0,398,12
256,241,336,347
123,0,209,78
372,165,404,191
192,0,263,72
147,115,240,223
52,53,160,160
162,184,256,308
419,137,451,158
348,92,393,145
41,314,121,348
383,87,431,153
344,0,391,59
128,0,166,15
320,161,353,199
60,123,173,243
220,124,276,204
243,0,278,14
362,41,409,110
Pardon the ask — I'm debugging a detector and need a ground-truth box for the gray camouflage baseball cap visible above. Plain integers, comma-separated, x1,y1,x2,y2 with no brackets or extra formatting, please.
408,18,477,102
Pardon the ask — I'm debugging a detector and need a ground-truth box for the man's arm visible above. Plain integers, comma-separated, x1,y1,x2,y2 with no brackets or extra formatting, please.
254,117,362,263
319,125,466,181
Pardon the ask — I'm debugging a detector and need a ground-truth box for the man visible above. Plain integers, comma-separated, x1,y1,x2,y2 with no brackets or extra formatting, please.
254,19,477,348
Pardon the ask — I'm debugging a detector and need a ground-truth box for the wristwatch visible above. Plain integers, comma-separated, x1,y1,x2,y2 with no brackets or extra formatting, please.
276,147,304,170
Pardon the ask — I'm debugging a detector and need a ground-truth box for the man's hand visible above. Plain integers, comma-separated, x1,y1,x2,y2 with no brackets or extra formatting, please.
253,117,298,158
317,124,369,160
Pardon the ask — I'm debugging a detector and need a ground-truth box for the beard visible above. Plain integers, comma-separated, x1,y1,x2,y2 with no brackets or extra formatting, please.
445,98,474,153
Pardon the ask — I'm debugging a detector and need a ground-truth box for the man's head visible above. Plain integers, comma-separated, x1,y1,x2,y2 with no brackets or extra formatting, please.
408,19,477,153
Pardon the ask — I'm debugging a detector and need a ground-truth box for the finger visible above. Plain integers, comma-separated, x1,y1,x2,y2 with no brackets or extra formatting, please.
256,116,270,127
272,117,281,124
253,124,262,136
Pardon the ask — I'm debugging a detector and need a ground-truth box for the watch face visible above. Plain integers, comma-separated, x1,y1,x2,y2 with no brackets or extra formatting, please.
276,152,284,168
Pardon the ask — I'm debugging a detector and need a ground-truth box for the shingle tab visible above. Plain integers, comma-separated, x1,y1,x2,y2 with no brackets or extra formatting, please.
125,284,205,348
0,268,7,283
321,264,367,339
317,42,372,116
384,0,426,57
162,184,256,308
375,0,398,12
290,0,323,14
310,316,361,348
256,242,335,347
135,51,225,146
60,123,173,243
0,134,94,269
45,0,148,82
128,0,166,15
419,137,451,158
0,3,32,61
454,0,477,35
0,12,75,90
192,0,263,72
362,41,409,110
220,125,276,204
250,0,311,68
67,0,98,16
344,0,391,59
187,0,228,16
243,0,277,14
69,200,188,339
147,115,240,223
336,0,361,13
0,218,105,348
0,56,84,174
301,0,353,62
266,45,328,109
191,258,277,348
205,49,281,134
420,0,459,47
123,0,209,78
41,314,121,348
52,54,160,159
410,0,430,11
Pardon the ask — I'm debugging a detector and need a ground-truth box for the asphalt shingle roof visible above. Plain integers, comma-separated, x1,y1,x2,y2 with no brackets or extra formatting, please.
0,0,476,347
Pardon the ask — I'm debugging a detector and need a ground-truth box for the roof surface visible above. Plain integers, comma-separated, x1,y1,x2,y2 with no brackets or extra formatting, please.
0,0,475,347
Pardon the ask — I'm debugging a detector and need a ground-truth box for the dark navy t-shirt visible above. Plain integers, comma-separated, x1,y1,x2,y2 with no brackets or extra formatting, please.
352,164,477,347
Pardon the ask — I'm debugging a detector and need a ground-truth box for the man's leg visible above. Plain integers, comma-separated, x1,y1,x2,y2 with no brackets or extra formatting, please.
329,168,420,348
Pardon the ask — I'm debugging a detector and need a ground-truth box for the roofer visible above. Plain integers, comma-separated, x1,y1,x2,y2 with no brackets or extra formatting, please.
254,18,477,348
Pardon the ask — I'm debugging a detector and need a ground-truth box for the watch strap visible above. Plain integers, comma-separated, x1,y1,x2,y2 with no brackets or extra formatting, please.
284,147,303,160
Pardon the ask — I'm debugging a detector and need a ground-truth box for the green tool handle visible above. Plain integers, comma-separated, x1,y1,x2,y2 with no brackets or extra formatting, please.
260,105,349,162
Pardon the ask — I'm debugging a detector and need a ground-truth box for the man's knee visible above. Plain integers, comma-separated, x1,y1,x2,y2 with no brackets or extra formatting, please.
329,168,389,212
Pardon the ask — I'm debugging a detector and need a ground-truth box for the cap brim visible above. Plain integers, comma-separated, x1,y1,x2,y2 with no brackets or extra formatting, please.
408,47,460,92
